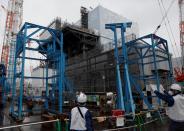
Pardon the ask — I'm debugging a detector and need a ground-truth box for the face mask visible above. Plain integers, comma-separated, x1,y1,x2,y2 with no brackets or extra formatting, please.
168,90,173,96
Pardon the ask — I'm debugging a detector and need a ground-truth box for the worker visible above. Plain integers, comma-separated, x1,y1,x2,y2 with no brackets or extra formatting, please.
69,92,94,131
150,83,184,131
27,97,34,116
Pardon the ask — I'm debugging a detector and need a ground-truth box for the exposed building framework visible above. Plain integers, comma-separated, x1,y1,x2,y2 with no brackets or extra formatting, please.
81,6,89,29
40,18,100,59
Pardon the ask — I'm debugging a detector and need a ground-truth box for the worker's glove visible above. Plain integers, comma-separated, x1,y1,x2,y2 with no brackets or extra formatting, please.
168,90,173,96
150,84,157,92
159,85,165,94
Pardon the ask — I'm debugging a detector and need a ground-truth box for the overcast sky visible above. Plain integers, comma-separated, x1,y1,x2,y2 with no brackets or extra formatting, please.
0,0,180,56
23,0,180,57
0,0,180,75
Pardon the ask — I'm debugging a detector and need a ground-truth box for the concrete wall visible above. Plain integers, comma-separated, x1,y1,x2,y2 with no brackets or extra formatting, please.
76,5,139,52
88,5,139,51
143,50,170,76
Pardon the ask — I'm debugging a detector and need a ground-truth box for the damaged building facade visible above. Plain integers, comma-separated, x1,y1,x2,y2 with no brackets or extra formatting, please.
31,6,170,98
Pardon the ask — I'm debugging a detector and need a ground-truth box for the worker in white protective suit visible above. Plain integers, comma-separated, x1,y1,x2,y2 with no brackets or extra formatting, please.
69,92,94,131
150,83,184,131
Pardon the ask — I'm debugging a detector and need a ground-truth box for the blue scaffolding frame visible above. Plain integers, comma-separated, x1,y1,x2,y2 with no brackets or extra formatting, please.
106,23,173,115
10,22,65,120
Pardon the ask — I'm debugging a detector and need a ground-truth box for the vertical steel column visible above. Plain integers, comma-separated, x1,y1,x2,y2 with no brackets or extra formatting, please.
120,24,135,114
18,24,27,119
58,33,64,113
45,60,49,109
151,35,161,105
105,25,125,110
52,32,56,111
140,49,146,87
53,38,56,111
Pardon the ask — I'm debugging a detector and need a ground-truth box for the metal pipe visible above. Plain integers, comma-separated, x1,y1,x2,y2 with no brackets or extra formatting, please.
0,119,59,130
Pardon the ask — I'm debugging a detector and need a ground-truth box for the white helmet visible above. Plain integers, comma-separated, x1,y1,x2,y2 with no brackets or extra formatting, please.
170,84,181,91
77,92,87,103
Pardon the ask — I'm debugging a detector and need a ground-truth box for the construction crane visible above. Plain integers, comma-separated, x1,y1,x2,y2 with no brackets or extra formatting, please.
1,0,23,87
174,0,184,82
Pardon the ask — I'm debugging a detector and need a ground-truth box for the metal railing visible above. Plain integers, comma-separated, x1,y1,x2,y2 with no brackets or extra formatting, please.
0,109,167,131
0,119,61,131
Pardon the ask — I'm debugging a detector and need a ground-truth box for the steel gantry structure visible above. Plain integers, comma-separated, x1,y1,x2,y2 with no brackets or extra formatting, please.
10,22,65,120
106,22,173,116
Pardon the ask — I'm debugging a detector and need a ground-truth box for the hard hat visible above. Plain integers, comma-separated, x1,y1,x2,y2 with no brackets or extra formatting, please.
170,84,182,91
106,92,113,97
77,92,87,103
106,92,113,99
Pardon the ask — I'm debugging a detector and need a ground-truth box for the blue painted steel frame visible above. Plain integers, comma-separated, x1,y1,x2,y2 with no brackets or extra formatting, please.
106,23,173,115
105,23,134,113
10,22,65,120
